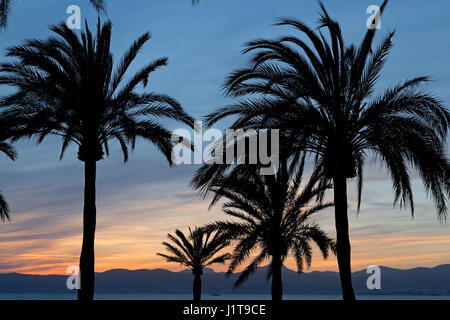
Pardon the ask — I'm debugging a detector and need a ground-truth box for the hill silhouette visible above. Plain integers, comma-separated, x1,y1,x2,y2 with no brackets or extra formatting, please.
1,265,450,295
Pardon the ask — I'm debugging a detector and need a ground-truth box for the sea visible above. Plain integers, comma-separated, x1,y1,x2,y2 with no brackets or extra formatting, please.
0,293,449,300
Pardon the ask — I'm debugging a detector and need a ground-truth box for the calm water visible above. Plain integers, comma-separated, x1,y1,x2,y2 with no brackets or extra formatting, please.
1,293,450,300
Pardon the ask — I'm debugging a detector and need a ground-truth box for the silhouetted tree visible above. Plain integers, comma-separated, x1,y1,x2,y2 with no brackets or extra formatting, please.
196,0,450,300
0,19,193,300
157,227,230,301
202,155,335,301
0,118,16,221
0,0,105,29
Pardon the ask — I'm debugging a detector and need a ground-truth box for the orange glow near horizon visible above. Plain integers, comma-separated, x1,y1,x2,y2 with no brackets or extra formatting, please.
3,221,450,276
1,179,450,276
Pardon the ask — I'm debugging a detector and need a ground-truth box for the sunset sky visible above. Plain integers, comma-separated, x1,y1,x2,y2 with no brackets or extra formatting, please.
0,0,449,275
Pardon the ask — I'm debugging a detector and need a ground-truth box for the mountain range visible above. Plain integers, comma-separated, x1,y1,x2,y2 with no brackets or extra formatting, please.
1,265,450,295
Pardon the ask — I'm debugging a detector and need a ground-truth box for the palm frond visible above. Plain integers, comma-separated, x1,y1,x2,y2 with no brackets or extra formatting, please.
158,227,230,274
0,191,10,222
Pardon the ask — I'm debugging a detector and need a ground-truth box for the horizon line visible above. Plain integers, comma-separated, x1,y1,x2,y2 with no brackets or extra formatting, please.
3,263,450,277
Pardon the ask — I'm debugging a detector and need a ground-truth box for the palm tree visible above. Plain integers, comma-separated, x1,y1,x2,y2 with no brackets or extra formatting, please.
196,0,450,300
0,20,193,300
0,118,17,221
202,155,335,301
0,0,105,29
157,227,230,301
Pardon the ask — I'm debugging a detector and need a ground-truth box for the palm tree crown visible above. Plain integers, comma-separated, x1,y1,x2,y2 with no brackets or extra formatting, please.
0,20,193,163
206,2,450,215
0,118,17,221
202,156,335,300
158,227,230,275
199,0,449,300
157,227,230,300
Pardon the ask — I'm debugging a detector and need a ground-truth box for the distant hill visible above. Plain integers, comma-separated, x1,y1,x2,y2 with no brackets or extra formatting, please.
1,265,450,295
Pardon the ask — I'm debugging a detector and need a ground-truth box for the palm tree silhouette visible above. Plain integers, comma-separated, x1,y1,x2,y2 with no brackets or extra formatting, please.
157,227,230,301
197,0,450,300
0,19,193,300
202,155,335,301
0,0,105,29
0,118,17,221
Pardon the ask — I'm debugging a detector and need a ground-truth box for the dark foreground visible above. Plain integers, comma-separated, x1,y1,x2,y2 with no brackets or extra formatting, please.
3,300,450,319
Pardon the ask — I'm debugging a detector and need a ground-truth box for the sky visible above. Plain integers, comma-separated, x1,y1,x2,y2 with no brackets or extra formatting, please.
0,0,449,276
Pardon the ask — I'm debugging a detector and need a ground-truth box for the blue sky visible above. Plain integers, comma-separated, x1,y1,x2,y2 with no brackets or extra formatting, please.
0,0,449,274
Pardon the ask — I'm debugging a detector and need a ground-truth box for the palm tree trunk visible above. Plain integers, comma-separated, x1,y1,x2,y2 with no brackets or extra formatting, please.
271,254,283,301
333,174,355,301
78,159,97,301
193,273,202,301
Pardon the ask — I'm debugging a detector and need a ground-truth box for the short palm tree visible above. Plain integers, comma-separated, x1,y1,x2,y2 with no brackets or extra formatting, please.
198,0,450,300
0,20,193,300
0,118,17,221
157,227,230,301
202,155,335,301
0,0,105,29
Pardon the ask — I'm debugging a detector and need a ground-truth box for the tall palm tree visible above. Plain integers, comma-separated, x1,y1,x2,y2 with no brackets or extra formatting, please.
201,155,335,301
0,0,105,29
0,20,193,300
157,227,230,301
196,0,450,300
0,118,17,221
